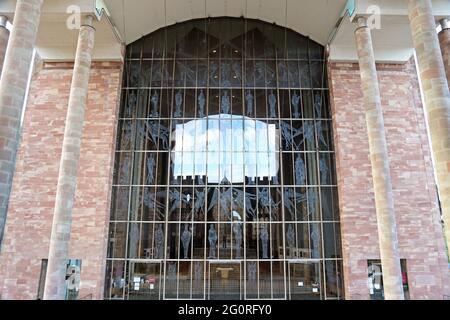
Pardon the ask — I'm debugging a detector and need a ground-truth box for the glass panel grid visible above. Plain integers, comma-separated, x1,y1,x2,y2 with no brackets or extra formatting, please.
107,17,343,300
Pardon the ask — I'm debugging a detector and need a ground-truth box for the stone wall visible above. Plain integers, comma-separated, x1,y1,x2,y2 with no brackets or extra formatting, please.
439,28,450,90
329,57,450,299
0,54,449,300
0,61,123,300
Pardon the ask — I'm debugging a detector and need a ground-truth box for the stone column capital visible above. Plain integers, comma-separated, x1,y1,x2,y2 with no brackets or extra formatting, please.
81,15,97,31
440,18,450,31
354,16,369,32
0,15,8,29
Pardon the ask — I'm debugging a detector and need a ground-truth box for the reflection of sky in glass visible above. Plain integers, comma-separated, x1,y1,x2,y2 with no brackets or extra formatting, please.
172,114,280,183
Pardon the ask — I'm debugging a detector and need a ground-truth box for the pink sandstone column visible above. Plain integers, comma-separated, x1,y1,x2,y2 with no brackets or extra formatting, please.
439,18,450,90
354,17,404,300
0,16,10,78
43,16,96,300
409,0,450,259
0,0,43,246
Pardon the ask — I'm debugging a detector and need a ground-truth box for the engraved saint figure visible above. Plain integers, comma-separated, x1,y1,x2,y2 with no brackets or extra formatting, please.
192,189,206,219
248,262,257,282
260,225,269,259
269,91,277,118
233,223,243,259
283,188,306,220
127,91,137,117
292,92,301,118
307,189,318,220
168,263,177,279
314,93,322,118
320,158,329,185
280,121,302,150
208,225,218,259
259,188,279,219
141,120,170,150
198,90,206,118
316,121,328,147
194,262,202,281
295,155,306,185
154,225,164,259
174,90,183,118
246,90,254,117
151,91,159,117
146,154,156,185
286,225,296,255
221,91,231,114
181,224,192,259
311,225,320,259
119,157,130,185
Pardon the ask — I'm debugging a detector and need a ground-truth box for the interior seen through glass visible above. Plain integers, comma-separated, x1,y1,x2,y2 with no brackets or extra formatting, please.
105,17,343,300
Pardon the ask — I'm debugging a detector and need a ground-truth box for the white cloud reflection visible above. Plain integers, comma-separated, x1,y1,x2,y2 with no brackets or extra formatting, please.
172,114,280,183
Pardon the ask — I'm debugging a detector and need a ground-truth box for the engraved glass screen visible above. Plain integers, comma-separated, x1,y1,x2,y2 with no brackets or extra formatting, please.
105,18,343,300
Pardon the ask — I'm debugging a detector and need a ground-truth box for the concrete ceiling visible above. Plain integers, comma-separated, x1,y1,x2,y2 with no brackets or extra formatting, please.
103,0,347,46
330,0,450,62
0,0,449,62
0,0,122,61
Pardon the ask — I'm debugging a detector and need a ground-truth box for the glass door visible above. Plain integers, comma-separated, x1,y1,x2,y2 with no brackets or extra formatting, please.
208,262,242,300
128,262,162,300
288,261,322,300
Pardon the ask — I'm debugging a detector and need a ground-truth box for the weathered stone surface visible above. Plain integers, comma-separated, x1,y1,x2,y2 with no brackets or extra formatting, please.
408,0,450,263
354,18,404,300
329,57,450,299
0,0,43,247
43,19,97,300
0,60,123,300
439,24,450,90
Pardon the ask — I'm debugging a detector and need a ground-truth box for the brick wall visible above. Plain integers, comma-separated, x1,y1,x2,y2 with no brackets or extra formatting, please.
0,54,448,300
329,57,450,300
0,61,123,300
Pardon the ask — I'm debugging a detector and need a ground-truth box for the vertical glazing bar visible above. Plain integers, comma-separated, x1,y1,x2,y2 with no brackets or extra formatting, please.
163,25,176,300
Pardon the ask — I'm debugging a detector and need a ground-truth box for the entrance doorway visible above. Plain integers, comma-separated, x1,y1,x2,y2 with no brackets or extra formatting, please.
128,262,162,300
209,262,242,300
288,261,322,300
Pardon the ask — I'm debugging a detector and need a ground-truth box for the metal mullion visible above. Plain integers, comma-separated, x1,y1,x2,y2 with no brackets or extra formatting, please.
123,42,144,301
189,43,200,295
140,41,159,262
110,90,129,300
176,223,181,299
151,40,167,224
173,33,189,303
309,40,328,301
249,26,262,301
175,51,191,300
241,16,248,300
228,19,236,260
162,31,176,300
263,26,275,300
202,16,210,300
275,43,288,300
